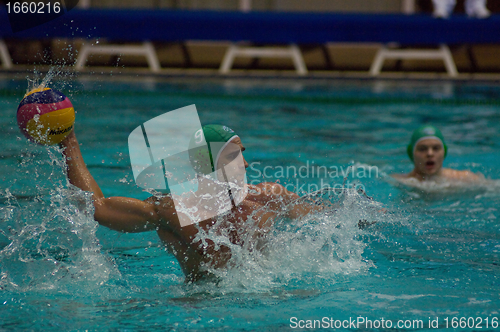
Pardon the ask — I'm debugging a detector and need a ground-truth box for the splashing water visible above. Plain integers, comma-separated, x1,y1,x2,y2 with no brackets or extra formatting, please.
183,184,386,294
6,70,385,296
1,136,385,298
25,68,56,95
4,75,500,330
24,67,76,97
0,145,118,293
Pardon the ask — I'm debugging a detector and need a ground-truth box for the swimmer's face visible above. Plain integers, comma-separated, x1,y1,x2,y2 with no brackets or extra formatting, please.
215,137,248,186
217,137,249,171
413,138,445,176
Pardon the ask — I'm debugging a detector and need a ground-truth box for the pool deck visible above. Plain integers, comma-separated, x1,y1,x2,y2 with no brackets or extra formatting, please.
3,64,500,83
2,37,500,81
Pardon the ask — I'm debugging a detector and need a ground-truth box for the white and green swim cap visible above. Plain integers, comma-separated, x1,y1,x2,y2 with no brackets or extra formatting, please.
407,125,447,162
188,124,239,175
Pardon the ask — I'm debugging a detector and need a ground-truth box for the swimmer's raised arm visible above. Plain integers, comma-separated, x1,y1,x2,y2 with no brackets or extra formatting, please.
60,130,171,233
60,131,104,200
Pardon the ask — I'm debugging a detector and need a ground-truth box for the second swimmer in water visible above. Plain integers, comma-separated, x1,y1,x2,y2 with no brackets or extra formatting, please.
392,125,483,183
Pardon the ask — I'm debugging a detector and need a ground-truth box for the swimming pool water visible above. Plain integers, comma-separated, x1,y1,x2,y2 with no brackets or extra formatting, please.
1,73,499,331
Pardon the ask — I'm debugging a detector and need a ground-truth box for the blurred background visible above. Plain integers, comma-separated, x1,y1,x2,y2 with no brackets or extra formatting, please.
1,0,500,75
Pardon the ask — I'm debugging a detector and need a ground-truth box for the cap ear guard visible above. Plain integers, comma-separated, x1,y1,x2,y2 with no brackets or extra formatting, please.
407,143,414,162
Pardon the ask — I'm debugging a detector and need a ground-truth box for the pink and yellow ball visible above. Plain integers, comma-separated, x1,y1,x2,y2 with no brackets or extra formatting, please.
17,87,75,145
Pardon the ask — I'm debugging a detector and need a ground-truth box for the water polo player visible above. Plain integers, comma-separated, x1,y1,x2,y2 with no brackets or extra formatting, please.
60,125,321,282
392,125,482,182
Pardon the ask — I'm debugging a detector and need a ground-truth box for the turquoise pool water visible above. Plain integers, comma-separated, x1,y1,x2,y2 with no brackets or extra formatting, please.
1,73,499,331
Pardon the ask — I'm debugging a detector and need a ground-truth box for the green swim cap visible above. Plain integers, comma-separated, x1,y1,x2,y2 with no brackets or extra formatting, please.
188,124,239,175
407,125,447,162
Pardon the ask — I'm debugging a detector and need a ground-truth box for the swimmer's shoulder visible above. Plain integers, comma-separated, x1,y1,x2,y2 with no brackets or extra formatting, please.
250,182,288,197
246,182,293,207
441,168,483,182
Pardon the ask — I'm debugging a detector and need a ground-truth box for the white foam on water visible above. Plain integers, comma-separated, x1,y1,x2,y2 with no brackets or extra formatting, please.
183,185,386,294
0,145,119,294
